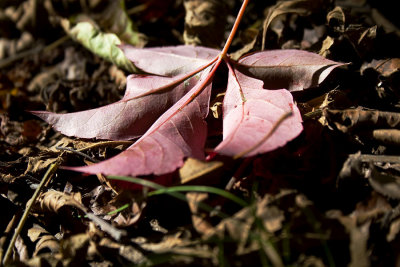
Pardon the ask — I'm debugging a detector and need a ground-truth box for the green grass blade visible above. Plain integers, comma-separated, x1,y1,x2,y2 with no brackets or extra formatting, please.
107,176,232,218
148,185,248,207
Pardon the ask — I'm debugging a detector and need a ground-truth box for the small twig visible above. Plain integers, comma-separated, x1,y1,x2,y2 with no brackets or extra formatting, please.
0,45,44,69
65,196,127,241
0,211,22,264
76,141,134,152
56,146,99,163
0,35,69,69
85,213,127,241
43,35,70,53
2,163,59,266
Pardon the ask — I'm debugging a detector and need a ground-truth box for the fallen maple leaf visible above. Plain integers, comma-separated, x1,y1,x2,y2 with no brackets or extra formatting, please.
34,0,344,178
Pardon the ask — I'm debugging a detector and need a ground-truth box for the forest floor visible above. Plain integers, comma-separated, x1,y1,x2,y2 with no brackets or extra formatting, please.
1,0,400,266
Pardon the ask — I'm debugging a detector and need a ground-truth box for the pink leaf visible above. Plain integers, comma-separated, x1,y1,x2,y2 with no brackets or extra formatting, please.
32,73,203,140
235,49,344,91
214,64,303,157
120,45,220,76
67,68,213,176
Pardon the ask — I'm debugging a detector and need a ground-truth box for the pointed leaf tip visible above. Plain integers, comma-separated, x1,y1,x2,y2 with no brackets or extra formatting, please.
235,49,344,92
67,67,214,177
31,73,204,140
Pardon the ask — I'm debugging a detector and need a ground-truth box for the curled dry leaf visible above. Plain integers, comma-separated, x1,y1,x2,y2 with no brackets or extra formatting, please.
327,6,346,31
28,224,60,256
183,0,228,47
362,58,400,77
367,164,400,199
34,190,83,214
324,108,400,133
372,129,400,146
261,0,330,50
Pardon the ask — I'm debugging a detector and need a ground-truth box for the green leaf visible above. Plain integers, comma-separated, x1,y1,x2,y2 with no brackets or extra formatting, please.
61,19,135,72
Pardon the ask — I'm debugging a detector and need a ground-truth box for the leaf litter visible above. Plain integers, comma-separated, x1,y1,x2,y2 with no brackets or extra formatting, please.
1,0,400,266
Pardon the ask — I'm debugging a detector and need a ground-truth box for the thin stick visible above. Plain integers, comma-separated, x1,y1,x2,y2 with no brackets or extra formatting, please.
0,211,21,264
2,163,59,266
0,35,69,69
76,141,134,152
220,0,250,58
56,147,99,163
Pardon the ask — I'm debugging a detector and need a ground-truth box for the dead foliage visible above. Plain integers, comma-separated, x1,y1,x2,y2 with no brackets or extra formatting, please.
2,0,400,266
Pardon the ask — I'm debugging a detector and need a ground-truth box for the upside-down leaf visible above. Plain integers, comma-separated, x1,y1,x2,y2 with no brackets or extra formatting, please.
234,49,345,91
34,34,344,178
32,73,203,140
214,64,303,156
66,67,214,176
33,44,344,178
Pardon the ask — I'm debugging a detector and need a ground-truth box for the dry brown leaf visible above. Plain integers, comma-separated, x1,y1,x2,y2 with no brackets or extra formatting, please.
319,35,335,57
324,108,400,133
327,6,346,31
186,192,214,235
372,129,400,145
179,157,223,184
387,217,400,242
362,58,400,77
183,0,229,47
15,235,29,261
60,233,91,262
328,192,392,267
209,92,225,119
28,224,60,256
25,157,58,176
257,202,285,233
261,0,328,50
367,164,400,199
98,237,145,263
339,216,370,267
230,28,259,61
34,190,83,214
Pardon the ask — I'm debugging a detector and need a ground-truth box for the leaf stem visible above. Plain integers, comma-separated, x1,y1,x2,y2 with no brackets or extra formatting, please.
220,0,250,58
129,56,219,100
108,176,231,218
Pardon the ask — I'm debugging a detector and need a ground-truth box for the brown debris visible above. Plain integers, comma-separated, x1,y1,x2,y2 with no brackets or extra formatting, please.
183,0,230,48
2,0,400,266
